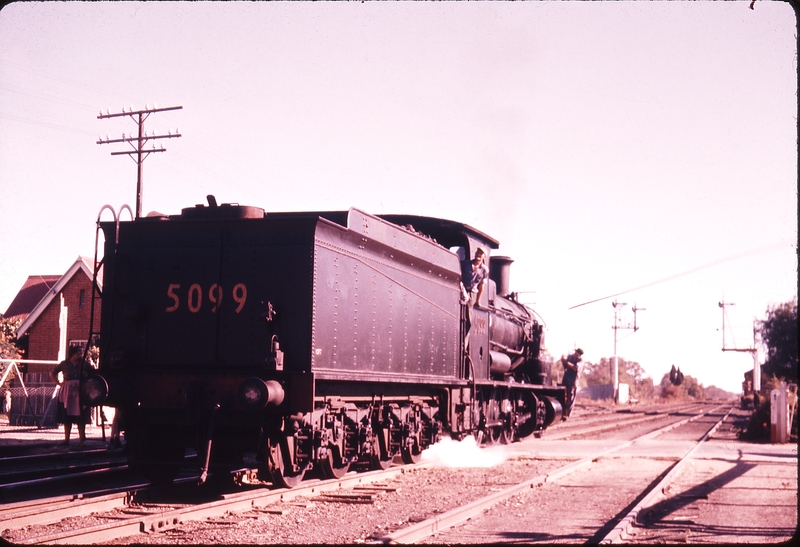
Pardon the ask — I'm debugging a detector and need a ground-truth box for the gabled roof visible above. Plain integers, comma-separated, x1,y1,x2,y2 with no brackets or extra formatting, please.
3,275,61,320
16,257,102,337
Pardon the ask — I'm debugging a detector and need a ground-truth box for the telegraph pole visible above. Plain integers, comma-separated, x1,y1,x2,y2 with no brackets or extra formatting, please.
612,300,645,403
97,105,182,218
718,300,760,392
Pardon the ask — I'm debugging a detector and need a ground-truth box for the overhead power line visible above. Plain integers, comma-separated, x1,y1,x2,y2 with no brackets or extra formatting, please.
568,241,791,310
0,112,95,136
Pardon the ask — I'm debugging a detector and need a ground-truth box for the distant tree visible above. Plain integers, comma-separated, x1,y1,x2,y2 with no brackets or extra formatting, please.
669,365,684,386
758,299,797,383
659,374,679,399
1,316,22,389
705,385,736,401
582,357,655,400
635,374,656,401
659,371,705,400
0,316,22,360
684,375,705,399
581,359,611,387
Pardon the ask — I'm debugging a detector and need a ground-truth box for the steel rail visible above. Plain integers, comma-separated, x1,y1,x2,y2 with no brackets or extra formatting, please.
0,460,129,488
0,447,110,464
1,490,138,531
545,402,712,440
0,476,203,543
12,464,426,545
0,476,191,530
599,405,734,544
376,404,728,544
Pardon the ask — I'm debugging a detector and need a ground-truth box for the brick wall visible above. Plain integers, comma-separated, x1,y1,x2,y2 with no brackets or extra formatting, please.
26,273,101,373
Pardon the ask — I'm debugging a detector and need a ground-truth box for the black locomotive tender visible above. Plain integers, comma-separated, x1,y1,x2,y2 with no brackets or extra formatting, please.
82,197,566,487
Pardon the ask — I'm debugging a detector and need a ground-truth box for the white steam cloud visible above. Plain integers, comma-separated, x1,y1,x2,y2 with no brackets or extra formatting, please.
420,435,509,468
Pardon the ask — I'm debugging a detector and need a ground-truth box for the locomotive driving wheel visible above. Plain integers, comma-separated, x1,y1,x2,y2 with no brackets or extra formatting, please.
485,400,506,445
267,437,304,488
512,390,538,441
483,389,511,445
498,391,513,444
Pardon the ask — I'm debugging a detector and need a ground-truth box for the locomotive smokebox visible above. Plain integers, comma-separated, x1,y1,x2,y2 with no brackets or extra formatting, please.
489,256,514,297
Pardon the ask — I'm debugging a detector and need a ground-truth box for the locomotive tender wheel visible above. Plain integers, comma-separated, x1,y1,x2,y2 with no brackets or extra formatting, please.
268,438,304,488
401,438,422,464
400,407,427,464
321,445,350,479
369,431,393,470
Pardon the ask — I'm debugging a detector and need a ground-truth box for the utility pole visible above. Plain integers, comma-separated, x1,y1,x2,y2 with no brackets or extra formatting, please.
97,105,182,218
718,300,760,392
612,300,645,403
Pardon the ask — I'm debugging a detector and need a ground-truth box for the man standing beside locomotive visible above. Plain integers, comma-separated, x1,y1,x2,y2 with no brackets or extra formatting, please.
50,346,90,446
559,348,583,419
461,247,488,308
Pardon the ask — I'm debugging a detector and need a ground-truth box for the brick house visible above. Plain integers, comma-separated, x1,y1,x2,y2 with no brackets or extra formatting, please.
15,256,102,372
4,257,102,425
2,274,61,324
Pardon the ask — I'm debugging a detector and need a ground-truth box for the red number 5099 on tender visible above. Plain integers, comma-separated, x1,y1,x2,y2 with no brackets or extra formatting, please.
165,283,247,313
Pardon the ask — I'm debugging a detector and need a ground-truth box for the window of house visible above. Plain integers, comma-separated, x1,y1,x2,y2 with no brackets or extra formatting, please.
80,289,86,307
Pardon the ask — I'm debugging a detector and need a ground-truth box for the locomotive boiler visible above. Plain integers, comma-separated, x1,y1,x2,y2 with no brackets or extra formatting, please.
81,197,565,486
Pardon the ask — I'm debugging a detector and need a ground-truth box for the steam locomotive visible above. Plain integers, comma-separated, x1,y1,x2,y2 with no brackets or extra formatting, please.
81,197,566,486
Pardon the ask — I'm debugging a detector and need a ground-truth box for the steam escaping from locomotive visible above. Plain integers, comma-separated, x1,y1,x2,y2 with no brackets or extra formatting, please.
421,436,509,468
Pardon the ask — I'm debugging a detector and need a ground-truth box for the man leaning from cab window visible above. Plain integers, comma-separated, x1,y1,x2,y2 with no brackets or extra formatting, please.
461,247,488,308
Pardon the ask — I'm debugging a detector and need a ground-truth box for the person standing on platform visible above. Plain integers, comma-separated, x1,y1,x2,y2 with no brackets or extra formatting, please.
50,346,90,446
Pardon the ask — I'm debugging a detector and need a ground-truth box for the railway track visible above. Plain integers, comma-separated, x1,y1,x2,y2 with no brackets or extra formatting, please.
379,402,730,543
406,403,795,544
544,401,709,440
0,449,114,484
2,464,420,545
4,401,793,544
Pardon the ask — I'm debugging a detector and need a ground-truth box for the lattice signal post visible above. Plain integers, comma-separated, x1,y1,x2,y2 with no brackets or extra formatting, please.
612,300,645,403
97,105,182,218
718,300,760,392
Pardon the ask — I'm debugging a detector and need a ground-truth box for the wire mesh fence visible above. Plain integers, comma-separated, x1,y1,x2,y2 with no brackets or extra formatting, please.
4,374,60,427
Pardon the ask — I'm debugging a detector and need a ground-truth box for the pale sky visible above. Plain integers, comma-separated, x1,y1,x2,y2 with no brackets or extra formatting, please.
0,1,796,394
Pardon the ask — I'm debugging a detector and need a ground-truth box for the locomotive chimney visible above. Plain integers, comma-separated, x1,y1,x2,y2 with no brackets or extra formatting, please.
489,256,514,297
